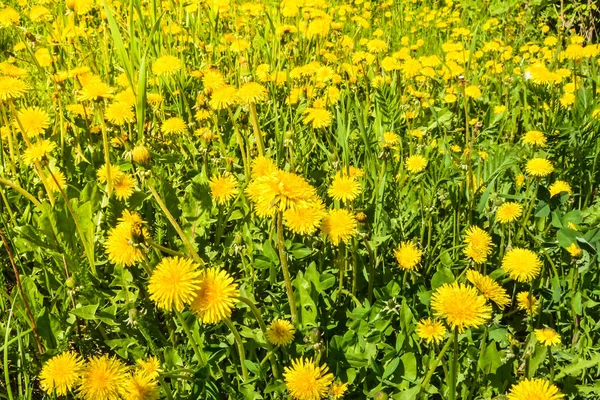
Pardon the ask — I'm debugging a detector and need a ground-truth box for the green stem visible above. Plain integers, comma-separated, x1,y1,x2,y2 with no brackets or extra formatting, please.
549,349,555,383
0,177,43,209
467,326,488,400
449,328,459,400
420,334,454,397
224,318,249,381
174,310,205,366
276,212,298,324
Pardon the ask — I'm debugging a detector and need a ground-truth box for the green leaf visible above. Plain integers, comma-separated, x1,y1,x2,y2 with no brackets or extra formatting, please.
479,342,503,374
431,267,454,289
70,304,99,320
382,357,400,379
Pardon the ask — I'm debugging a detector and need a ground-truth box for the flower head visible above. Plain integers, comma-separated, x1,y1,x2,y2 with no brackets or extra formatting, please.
209,174,239,205
496,202,523,224
152,55,182,76
132,145,151,164
431,282,492,332
284,358,334,400
393,241,422,271
466,270,510,307
135,357,162,379
283,199,326,235
328,175,360,202
0,76,28,100
522,130,547,146
148,257,202,311
303,107,332,129
321,209,357,246
405,155,428,173
549,180,572,197
161,117,187,135
251,156,278,178
39,351,85,396
517,291,538,315
14,106,50,136
506,378,564,400
502,248,542,282
105,102,135,125
526,158,554,177
23,139,56,164
190,268,239,324
330,381,349,399
105,212,147,266
78,355,129,400
114,173,135,201
535,328,561,347
121,372,159,400
266,319,296,346
237,82,268,104
416,318,447,344
210,85,238,110
463,226,493,263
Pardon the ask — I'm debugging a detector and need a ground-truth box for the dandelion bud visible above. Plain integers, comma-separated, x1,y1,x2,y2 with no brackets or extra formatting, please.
132,145,151,164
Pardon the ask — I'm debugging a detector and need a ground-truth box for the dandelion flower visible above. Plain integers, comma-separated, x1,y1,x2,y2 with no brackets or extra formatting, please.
330,381,349,399
526,158,554,177
149,257,202,311
210,85,238,110
152,55,182,76
463,226,493,263
535,328,561,347
283,200,326,235
209,175,238,205
303,107,333,129
161,117,187,135
77,79,113,102
266,319,296,346
135,357,162,379
190,267,239,324
105,102,134,125
517,291,538,315
22,139,56,164
506,378,564,400
78,355,129,400
431,282,492,332
466,270,510,307
566,242,582,257
496,202,523,224
321,209,357,246
251,156,278,178
284,358,334,400
0,76,28,100
132,145,151,164
393,241,422,271
237,82,268,104
14,107,49,136
46,170,67,193
97,163,124,184
382,131,400,148
405,155,428,173
522,130,546,146
416,318,447,344
328,175,360,202
114,173,135,201
121,373,159,400
39,351,84,396
105,221,146,267
465,85,482,99
549,180,572,197
502,248,542,282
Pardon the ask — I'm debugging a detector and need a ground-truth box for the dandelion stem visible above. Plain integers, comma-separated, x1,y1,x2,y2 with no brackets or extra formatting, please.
249,103,265,156
174,310,205,366
449,328,459,400
276,212,298,324
0,177,43,210
420,333,454,397
224,318,249,381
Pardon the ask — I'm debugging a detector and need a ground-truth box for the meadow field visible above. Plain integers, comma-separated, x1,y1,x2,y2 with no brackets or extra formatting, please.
1,0,600,398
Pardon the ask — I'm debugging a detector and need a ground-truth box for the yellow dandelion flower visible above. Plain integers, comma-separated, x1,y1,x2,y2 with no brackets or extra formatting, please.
78,355,129,400
251,156,278,178
161,117,187,135
152,55,182,76
190,267,239,324
416,318,447,344
39,351,84,396
210,85,238,110
466,270,510,307
506,378,564,400
114,173,135,201
522,130,546,146
321,209,357,246
496,202,523,224
393,241,422,271
135,357,162,379
97,163,124,184
149,257,202,312
431,282,492,332
0,76,28,100
382,131,400,148
237,82,269,104
526,158,554,177
121,373,159,400
329,381,349,399
303,107,333,129
284,358,334,400
328,175,360,202
283,199,326,235
266,319,296,346
502,248,542,282
566,242,582,257
465,85,482,99
105,221,146,267
105,102,135,126
535,328,561,347
463,226,493,263
77,79,113,102
0,7,20,27
14,107,50,136
517,291,538,315
22,139,56,165
209,175,238,205
549,180,572,197
405,155,428,173
202,69,226,94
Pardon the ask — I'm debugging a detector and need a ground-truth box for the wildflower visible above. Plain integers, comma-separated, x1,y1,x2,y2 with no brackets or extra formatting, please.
330,381,349,399
46,170,67,193
283,200,326,235
464,85,482,99
105,102,134,125
566,242,582,257
135,357,162,379
105,214,147,267
148,257,202,311
113,174,135,201
237,82,268,104
14,107,50,136
535,328,561,347
526,157,554,177
382,132,400,148
39,351,84,396
132,145,151,164
266,319,296,346
466,270,510,307
152,55,182,76
210,85,238,110
250,156,278,178
321,209,357,246
303,107,332,129
121,373,159,400
522,130,546,146
97,163,123,184
549,180,572,197
190,267,239,324
506,378,564,400
405,155,428,173
431,282,492,332
161,117,187,135
328,175,360,202
502,248,542,282
496,202,523,223
517,291,538,315
209,175,238,205
77,78,113,102
463,226,493,263
78,355,129,400
416,318,447,344
22,139,56,164
284,358,334,400
393,241,422,271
